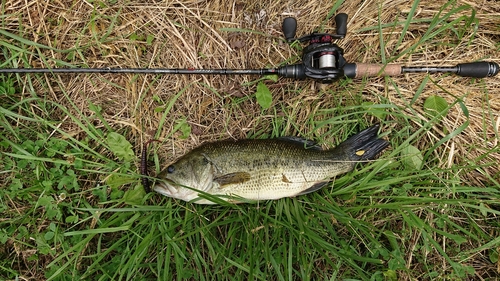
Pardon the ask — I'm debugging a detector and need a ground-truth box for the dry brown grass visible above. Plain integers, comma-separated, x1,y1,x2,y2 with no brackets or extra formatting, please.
11,0,499,183
2,0,498,177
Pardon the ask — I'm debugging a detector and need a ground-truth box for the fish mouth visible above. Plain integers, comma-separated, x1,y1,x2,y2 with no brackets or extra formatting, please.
153,180,178,197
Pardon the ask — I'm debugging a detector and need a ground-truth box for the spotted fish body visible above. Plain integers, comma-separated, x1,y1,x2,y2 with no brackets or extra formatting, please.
154,125,389,204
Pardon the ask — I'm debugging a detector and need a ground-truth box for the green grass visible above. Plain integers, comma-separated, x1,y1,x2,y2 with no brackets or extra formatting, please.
1,1,500,280
2,79,499,280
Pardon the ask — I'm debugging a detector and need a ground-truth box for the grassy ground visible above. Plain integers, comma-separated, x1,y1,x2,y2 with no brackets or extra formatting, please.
1,0,499,280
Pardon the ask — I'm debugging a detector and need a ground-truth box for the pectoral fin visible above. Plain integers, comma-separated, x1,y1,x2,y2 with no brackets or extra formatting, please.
214,172,251,187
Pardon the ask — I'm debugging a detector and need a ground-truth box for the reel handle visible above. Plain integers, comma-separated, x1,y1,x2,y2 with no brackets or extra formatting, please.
282,13,348,42
334,13,348,37
282,17,297,42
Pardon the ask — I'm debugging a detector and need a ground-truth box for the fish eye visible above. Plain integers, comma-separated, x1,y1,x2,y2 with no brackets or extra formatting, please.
167,165,175,173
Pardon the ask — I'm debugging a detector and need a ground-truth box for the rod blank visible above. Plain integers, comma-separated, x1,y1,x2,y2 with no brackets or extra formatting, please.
0,67,271,75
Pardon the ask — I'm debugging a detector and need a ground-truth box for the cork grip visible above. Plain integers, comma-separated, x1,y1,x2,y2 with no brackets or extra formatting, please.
355,63,402,78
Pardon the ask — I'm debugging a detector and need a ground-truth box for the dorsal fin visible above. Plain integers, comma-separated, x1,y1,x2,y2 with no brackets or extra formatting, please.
277,136,322,150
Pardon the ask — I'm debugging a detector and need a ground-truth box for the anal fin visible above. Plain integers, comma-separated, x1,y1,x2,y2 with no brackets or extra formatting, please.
296,182,329,196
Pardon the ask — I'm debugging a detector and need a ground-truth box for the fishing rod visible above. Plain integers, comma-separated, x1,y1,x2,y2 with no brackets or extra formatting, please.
1,13,498,83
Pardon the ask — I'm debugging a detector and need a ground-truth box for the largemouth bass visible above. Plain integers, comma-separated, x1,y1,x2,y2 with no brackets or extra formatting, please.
154,125,389,204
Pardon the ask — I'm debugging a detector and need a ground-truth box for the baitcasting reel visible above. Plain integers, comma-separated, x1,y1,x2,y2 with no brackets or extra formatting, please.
279,13,348,83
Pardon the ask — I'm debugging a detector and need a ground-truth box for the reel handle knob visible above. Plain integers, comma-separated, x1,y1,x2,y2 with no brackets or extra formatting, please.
282,17,297,42
334,13,348,37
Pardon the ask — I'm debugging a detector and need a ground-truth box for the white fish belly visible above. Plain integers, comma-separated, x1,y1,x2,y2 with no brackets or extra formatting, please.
208,166,334,201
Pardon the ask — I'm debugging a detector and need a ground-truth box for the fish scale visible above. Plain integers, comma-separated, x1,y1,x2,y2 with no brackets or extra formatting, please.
154,125,389,204
201,141,342,196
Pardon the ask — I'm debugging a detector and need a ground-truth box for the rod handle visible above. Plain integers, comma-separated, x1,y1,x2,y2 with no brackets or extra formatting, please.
344,63,402,78
456,61,499,78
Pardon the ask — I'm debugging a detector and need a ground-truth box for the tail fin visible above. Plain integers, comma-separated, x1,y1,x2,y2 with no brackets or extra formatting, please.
338,124,389,161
